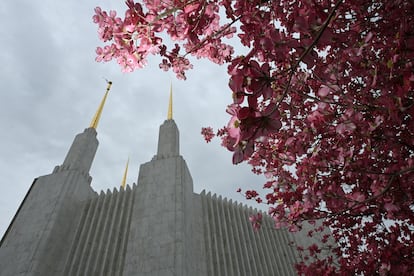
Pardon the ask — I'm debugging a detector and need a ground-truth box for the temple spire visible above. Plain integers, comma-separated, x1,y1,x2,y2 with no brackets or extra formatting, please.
156,85,179,158
89,80,112,129
121,157,129,189
167,84,173,120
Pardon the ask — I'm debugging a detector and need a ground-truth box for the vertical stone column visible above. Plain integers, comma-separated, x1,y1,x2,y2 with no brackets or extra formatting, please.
156,120,179,159
61,127,99,173
123,119,205,276
0,128,98,276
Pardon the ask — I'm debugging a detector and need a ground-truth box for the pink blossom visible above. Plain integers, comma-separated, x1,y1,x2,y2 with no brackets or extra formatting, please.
317,85,330,97
379,262,391,276
245,190,259,199
288,223,299,232
249,213,262,231
95,45,117,62
346,191,365,203
226,104,241,146
307,110,325,130
335,122,356,135
384,203,399,219
201,127,215,143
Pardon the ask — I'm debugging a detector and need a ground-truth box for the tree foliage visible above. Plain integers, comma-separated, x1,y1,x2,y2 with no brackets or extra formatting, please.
94,0,414,274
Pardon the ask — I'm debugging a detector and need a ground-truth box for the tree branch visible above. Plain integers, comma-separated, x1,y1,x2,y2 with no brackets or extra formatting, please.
277,0,344,108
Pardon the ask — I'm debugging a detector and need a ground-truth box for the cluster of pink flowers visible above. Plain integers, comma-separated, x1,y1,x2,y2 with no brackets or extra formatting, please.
201,127,215,143
94,0,234,79
249,212,262,231
95,0,414,274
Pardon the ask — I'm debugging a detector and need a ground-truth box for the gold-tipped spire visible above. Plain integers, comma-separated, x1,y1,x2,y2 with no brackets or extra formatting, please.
121,157,129,189
167,84,173,120
89,80,112,129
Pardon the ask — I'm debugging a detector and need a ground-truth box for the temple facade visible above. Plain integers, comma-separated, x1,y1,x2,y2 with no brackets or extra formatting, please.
0,85,309,276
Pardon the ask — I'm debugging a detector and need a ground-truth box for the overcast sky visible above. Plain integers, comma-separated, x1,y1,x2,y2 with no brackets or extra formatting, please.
0,0,266,237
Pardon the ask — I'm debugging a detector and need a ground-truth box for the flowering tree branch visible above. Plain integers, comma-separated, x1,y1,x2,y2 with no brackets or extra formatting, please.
94,0,414,274
280,0,345,107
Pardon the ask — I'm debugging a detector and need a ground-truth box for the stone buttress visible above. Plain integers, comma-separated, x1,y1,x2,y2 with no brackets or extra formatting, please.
0,128,98,276
122,119,206,276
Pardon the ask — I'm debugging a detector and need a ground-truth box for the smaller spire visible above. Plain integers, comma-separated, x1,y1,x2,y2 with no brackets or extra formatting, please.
167,84,173,120
89,80,112,129
121,157,129,189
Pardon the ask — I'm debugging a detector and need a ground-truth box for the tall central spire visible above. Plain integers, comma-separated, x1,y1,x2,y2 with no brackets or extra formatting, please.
167,84,173,120
89,81,112,129
156,86,179,158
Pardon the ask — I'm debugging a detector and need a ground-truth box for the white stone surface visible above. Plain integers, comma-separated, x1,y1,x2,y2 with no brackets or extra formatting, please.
0,120,317,276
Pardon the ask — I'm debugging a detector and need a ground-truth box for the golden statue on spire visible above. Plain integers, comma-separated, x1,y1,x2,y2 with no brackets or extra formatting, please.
89,80,112,129
167,84,173,120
